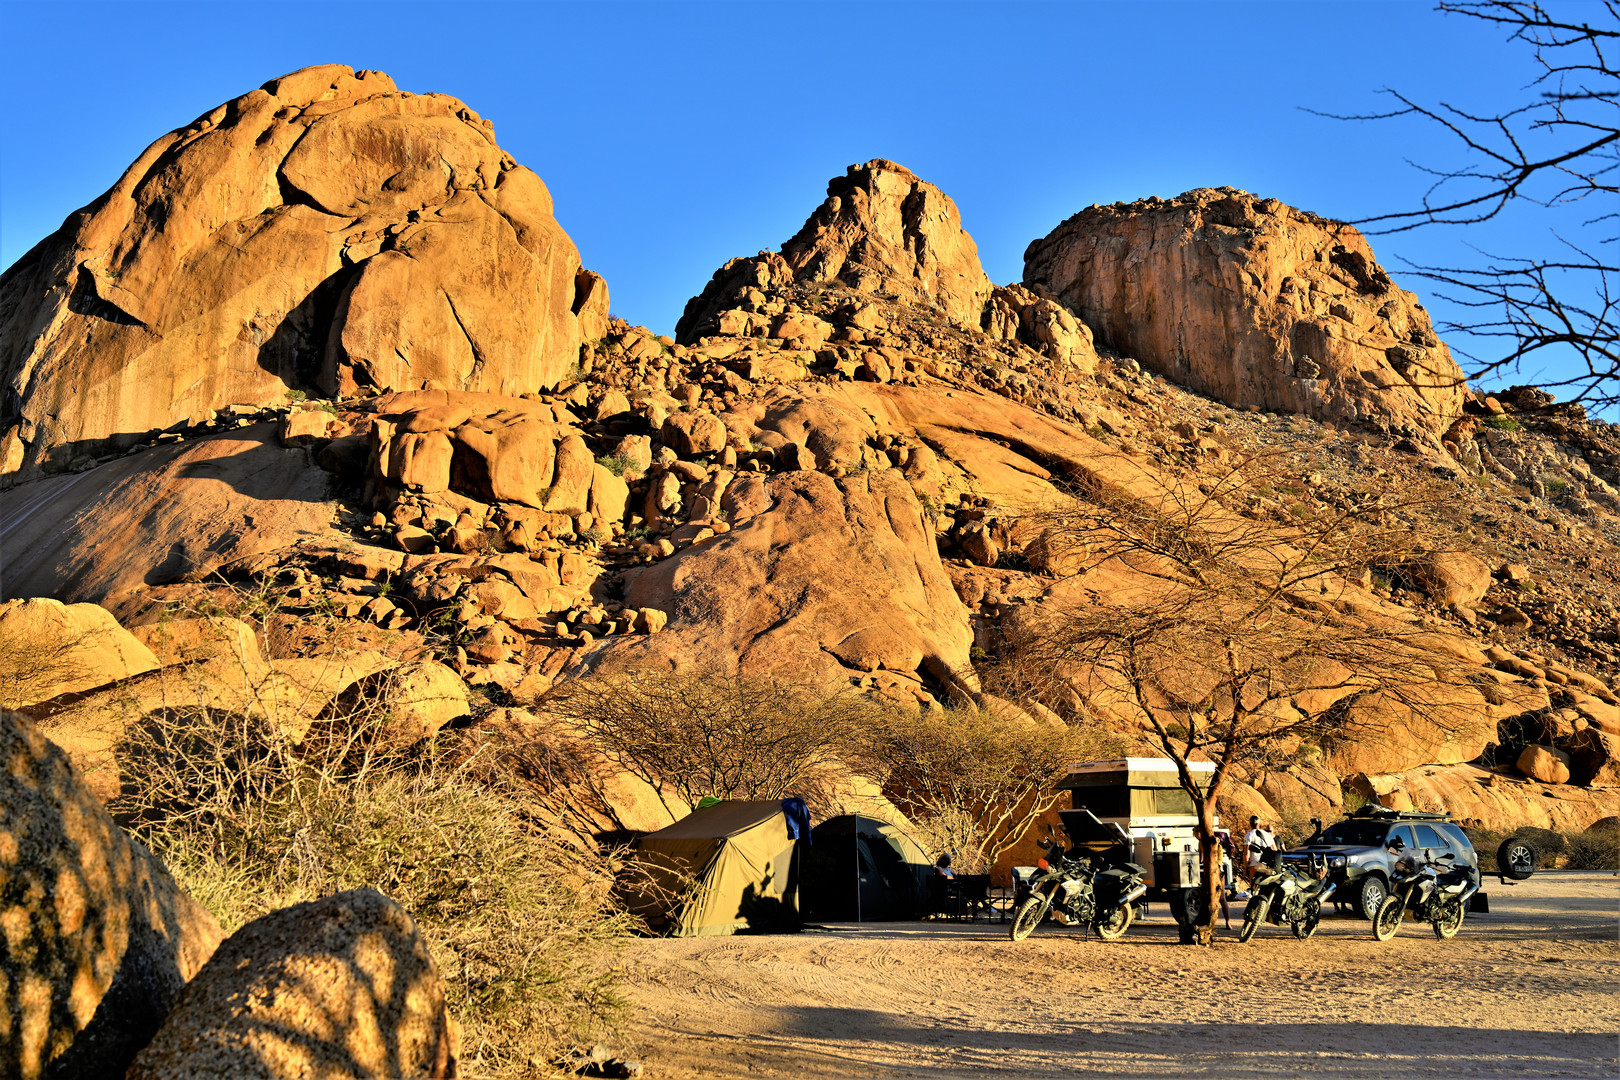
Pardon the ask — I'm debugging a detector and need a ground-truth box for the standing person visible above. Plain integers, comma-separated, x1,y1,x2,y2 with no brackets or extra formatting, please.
1244,816,1278,887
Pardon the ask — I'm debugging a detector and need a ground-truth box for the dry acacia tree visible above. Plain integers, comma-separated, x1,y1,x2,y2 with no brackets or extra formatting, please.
990,454,1480,944
841,706,1119,873
1324,1,1618,411
545,670,875,817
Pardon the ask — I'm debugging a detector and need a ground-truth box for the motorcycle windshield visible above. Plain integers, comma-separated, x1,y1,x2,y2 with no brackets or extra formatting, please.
1058,809,1131,856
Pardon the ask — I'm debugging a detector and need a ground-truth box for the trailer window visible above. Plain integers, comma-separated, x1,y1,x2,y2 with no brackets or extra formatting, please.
1069,788,1129,818
1150,788,1195,815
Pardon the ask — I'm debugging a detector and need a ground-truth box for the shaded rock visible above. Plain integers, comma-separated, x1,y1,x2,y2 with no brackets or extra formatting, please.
127,889,456,1080
0,426,337,611
1024,188,1467,433
1,64,597,482
1,710,222,1080
1564,729,1620,787
0,598,159,708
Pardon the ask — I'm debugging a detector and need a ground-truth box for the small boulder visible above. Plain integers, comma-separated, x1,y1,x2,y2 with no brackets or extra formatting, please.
1516,744,1572,785
126,889,457,1080
959,523,1000,567
660,411,727,457
278,409,331,447
544,434,594,516
1406,550,1492,606
129,617,262,668
588,463,630,526
0,598,160,709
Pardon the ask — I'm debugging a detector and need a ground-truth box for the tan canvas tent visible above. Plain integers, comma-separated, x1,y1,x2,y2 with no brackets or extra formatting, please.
625,800,803,937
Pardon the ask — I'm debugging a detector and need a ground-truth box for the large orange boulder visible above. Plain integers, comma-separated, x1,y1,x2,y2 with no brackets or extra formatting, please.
676,159,993,342
598,468,974,694
1023,188,1467,434
1,710,222,1079
1,64,600,482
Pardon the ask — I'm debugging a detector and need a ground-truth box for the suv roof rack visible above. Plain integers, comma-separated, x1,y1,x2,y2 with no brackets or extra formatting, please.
1348,805,1453,822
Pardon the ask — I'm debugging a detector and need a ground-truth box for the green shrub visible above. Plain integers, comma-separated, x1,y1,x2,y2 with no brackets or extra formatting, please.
595,454,635,477
1482,415,1520,431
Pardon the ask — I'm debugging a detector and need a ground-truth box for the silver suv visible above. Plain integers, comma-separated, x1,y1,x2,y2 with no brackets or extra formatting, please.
1283,808,1479,921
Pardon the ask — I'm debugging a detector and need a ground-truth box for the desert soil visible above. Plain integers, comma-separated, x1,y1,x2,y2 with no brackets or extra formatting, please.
621,871,1618,1078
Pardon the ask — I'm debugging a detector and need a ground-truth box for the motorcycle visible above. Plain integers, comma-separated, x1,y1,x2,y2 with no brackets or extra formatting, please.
1238,850,1337,942
1373,843,1480,941
1009,836,1148,942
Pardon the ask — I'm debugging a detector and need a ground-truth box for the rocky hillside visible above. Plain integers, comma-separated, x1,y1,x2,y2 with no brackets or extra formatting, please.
4,69,1618,840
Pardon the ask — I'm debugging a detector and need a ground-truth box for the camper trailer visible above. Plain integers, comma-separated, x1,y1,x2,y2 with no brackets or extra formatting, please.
1056,758,1216,908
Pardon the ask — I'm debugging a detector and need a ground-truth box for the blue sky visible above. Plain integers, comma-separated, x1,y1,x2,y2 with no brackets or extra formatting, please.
2,1,1605,401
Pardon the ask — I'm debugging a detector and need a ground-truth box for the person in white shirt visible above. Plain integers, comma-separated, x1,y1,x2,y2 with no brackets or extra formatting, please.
1244,816,1279,886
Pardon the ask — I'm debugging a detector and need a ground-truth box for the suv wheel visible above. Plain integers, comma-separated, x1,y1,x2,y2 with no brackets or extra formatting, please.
1353,875,1388,921
1497,837,1538,881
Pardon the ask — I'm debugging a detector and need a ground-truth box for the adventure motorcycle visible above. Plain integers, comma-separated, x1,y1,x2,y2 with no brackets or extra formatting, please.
1238,851,1337,942
1372,844,1480,941
1009,836,1148,942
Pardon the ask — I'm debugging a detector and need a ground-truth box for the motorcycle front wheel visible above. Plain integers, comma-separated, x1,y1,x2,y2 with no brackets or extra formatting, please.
1372,894,1405,941
1009,893,1053,941
1094,902,1134,941
1432,903,1464,940
1292,901,1322,941
1238,894,1270,943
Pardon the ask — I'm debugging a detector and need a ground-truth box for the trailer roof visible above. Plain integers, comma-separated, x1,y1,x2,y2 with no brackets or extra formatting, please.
1065,757,1216,776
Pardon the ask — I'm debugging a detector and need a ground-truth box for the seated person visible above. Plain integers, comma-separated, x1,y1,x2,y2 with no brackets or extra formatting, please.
934,853,956,880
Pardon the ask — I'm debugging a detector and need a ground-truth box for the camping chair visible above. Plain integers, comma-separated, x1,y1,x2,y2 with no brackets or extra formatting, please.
955,874,994,922
924,873,963,920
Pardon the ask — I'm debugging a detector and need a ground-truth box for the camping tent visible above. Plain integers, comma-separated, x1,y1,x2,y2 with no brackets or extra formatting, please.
625,800,804,938
800,815,934,921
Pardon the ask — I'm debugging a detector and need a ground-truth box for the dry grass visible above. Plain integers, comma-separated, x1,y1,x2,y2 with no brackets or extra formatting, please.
109,618,637,1078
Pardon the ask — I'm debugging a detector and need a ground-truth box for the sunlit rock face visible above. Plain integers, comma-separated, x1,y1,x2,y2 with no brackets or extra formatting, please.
0,64,604,482
1024,187,1468,435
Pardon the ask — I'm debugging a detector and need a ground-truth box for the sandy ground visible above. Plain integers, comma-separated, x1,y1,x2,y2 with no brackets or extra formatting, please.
620,871,1619,1079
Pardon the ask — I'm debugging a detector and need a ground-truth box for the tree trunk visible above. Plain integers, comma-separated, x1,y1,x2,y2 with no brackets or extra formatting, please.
1195,798,1223,946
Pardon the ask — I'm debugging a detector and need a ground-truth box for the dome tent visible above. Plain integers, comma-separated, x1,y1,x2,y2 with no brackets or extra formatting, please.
800,814,934,921
624,799,806,937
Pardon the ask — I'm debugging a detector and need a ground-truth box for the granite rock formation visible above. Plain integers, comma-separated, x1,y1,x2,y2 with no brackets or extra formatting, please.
0,64,604,482
1024,188,1468,436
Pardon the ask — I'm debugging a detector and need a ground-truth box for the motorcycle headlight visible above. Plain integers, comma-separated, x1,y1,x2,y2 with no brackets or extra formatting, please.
1329,855,1347,869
